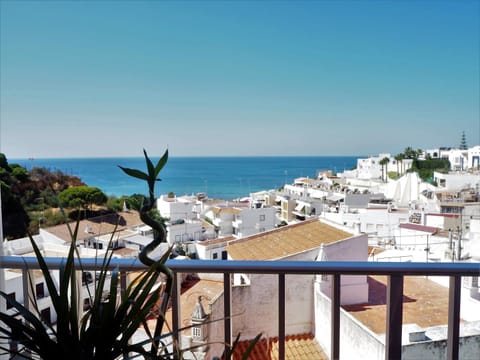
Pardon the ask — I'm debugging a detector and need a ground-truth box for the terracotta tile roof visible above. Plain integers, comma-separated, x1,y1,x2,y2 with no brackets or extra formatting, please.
344,275,455,334
231,333,327,360
147,278,224,331
44,211,143,242
211,206,244,215
227,219,353,260
368,246,385,258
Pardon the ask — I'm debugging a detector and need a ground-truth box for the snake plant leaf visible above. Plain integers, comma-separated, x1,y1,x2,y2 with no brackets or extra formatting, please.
27,233,63,322
154,149,169,179
0,291,55,348
143,149,156,180
241,333,262,360
118,166,150,181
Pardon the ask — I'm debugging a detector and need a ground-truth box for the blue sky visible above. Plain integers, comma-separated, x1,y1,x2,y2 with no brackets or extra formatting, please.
1,0,479,158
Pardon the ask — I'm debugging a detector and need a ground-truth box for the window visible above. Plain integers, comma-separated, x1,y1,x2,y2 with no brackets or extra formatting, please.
259,214,265,221
175,235,181,242
212,253,218,259
82,272,93,285
6,292,15,310
36,283,45,299
84,298,92,311
192,327,201,338
221,251,228,260
40,308,51,325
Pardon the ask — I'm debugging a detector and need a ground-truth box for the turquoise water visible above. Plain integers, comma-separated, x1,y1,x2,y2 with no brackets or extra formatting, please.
13,156,361,199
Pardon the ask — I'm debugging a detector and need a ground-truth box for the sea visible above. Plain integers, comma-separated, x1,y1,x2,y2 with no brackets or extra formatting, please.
13,156,361,200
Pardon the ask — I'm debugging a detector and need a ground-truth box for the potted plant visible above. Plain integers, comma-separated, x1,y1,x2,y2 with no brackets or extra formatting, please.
0,150,177,359
0,149,258,359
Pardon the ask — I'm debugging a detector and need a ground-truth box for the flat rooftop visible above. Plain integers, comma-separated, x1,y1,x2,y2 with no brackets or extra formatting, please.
343,275,463,334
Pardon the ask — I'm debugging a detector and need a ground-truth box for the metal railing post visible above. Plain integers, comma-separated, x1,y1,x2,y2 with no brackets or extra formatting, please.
385,275,403,359
278,273,285,360
447,275,461,360
171,271,181,352
22,269,33,312
223,273,232,354
331,274,340,360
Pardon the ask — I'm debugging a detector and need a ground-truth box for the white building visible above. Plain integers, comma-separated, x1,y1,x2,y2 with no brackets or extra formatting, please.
232,206,276,237
434,171,480,191
2,235,111,329
165,219,205,244
445,149,469,171
425,145,479,171
157,194,200,221
195,236,233,260
204,202,276,238
355,153,413,180
467,145,480,169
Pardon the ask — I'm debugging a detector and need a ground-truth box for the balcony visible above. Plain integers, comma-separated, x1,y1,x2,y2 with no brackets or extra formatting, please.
0,256,478,360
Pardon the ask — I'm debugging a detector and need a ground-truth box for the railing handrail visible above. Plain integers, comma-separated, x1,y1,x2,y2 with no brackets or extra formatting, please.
1,255,478,276
1,255,478,360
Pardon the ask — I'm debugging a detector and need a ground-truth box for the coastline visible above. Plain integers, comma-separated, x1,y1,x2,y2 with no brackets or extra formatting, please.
11,156,361,199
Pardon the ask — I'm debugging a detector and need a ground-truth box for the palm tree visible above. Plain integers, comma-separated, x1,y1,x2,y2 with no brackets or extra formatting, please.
394,153,404,175
403,147,415,159
379,157,390,182
415,148,423,159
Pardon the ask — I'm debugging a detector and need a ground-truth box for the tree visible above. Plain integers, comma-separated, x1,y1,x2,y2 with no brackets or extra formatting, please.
379,157,390,182
11,165,30,183
394,153,404,175
0,153,11,171
459,130,467,150
58,186,107,211
403,146,422,160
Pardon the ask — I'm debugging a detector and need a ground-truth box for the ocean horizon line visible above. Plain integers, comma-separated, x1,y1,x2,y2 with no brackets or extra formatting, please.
11,154,366,161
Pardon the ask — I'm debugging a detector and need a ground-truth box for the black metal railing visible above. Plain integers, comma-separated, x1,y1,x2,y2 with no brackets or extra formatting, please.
0,256,478,360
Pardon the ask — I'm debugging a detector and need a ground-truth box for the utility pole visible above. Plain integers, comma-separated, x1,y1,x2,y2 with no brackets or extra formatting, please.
456,207,464,261
457,226,462,261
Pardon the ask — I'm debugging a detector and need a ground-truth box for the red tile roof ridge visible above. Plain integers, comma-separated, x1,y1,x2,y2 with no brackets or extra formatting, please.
231,333,328,360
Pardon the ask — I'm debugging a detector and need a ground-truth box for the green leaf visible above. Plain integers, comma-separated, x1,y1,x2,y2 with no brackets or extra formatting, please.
154,149,169,179
143,149,156,180
241,333,262,360
118,166,150,181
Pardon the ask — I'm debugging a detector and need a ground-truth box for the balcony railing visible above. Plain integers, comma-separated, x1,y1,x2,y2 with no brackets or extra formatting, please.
0,256,478,360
